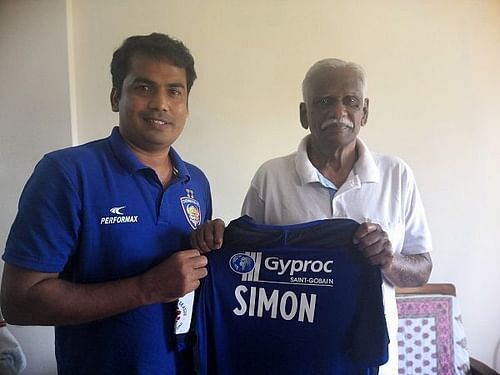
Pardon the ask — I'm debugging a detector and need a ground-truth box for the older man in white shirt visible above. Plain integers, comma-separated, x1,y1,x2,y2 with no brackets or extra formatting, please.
193,58,433,375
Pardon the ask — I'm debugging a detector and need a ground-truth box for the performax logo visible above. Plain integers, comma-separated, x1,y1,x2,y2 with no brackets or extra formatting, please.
100,206,139,225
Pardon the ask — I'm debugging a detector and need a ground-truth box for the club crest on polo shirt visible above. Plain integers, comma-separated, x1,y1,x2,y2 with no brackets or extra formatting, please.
180,189,201,229
99,206,139,225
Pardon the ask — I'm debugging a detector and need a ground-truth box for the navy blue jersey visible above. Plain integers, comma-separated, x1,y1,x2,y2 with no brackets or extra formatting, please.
193,216,388,375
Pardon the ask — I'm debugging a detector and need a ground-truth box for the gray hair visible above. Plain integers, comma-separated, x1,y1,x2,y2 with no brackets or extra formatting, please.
302,58,368,101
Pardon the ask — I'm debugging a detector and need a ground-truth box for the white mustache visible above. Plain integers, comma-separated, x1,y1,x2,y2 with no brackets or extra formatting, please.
320,118,354,130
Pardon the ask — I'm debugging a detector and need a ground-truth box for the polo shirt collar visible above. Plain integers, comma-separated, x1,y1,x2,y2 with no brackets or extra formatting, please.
353,138,380,183
294,134,379,185
169,147,191,183
295,135,321,185
109,126,191,182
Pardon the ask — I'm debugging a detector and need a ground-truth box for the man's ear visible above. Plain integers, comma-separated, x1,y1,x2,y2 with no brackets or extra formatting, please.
361,98,369,126
299,102,308,130
110,88,120,112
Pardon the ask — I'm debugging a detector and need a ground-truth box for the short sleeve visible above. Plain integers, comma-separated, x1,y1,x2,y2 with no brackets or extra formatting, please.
401,166,432,255
3,155,81,272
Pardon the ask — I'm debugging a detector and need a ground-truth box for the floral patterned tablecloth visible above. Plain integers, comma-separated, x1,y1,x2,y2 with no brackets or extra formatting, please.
397,294,471,375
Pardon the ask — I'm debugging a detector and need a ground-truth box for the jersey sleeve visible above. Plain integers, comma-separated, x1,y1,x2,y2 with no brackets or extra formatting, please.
3,155,81,272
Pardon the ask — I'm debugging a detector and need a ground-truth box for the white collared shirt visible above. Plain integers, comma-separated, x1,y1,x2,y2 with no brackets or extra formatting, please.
242,134,432,375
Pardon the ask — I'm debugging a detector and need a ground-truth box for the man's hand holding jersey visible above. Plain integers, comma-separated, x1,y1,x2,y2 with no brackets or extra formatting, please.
190,219,226,253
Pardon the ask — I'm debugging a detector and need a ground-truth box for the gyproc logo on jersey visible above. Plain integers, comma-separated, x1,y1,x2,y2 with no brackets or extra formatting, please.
228,252,335,323
100,206,139,225
229,252,334,286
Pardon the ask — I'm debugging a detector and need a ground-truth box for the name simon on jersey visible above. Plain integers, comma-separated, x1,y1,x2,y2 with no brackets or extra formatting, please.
233,285,317,323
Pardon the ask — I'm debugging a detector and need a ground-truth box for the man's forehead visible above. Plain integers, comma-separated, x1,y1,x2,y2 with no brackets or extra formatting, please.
310,67,364,93
127,54,187,83
129,53,180,71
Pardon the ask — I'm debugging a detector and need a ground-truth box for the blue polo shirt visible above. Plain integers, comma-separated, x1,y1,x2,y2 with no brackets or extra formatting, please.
3,126,212,375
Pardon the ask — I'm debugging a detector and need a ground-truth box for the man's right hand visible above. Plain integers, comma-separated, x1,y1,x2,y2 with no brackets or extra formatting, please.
190,218,226,253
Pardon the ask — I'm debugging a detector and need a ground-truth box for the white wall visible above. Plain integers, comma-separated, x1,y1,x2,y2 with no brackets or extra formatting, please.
1,0,499,372
0,0,72,374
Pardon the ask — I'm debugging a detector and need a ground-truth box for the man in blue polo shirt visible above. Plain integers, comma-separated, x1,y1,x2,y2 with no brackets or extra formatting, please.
1,33,211,374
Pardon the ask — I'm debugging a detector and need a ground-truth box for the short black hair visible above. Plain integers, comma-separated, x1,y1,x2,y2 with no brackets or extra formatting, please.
110,33,197,96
